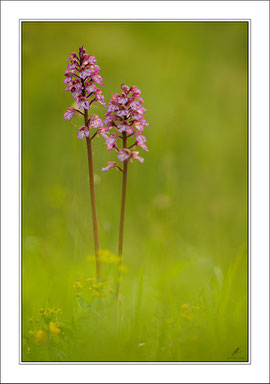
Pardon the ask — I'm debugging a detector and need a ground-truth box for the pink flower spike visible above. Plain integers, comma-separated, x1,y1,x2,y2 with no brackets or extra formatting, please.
89,114,103,129
102,161,117,172
77,126,89,139
64,108,75,120
118,149,130,162
76,96,89,110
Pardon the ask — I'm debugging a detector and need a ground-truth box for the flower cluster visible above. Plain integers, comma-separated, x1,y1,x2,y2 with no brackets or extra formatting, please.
101,84,149,172
64,45,106,139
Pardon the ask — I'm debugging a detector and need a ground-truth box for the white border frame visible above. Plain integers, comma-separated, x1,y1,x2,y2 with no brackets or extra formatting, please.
1,1,269,383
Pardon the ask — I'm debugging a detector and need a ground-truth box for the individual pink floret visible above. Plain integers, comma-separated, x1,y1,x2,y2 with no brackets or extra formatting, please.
102,161,117,172
103,133,118,150
71,87,81,99
77,126,90,139
135,132,148,151
129,101,141,110
121,84,130,94
117,122,130,133
130,151,144,163
64,107,75,120
85,82,97,94
76,96,90,110
89,115,103,129
79,67,92,79
118,149,130,162
92,74,103,84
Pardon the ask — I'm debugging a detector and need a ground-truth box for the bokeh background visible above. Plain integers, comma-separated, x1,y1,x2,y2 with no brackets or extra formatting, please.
22,22,248,362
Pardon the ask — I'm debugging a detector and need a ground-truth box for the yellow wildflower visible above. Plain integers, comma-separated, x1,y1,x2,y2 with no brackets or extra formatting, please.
49,321,61,335
73,281,83,290
86,277,95,284
34,330,47,344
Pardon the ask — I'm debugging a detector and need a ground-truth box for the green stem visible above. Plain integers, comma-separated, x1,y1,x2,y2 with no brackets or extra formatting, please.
116,132,128,298
84,108,101,280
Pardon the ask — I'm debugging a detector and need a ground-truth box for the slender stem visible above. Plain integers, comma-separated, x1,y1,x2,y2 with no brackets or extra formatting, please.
84,108,101,280
116,132,128,298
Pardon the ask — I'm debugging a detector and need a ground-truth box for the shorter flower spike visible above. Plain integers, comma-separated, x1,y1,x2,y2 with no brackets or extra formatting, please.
101,84,148,172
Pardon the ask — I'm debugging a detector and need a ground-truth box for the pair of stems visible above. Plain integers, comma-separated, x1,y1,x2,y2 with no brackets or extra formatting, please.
84,110,128,296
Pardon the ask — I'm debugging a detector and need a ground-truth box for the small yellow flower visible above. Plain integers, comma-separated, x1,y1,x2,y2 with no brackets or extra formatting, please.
73,281,83,290
90,289,100,297
34,330,47,344
49,321,61,335
86,277,95,284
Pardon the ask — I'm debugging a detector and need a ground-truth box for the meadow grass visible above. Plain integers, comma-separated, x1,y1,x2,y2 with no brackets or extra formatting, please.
22,21,248,362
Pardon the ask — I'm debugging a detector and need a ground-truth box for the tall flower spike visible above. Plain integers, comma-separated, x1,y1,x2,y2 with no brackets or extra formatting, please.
64,45,106,121
64,46,107,280
101,84,148,299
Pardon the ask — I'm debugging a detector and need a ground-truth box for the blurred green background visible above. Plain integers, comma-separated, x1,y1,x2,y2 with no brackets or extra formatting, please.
22,22,248,362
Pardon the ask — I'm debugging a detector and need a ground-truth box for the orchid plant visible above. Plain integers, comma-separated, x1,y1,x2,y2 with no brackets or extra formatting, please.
64,45,107,280
64,46,148,293
101,84,149,296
